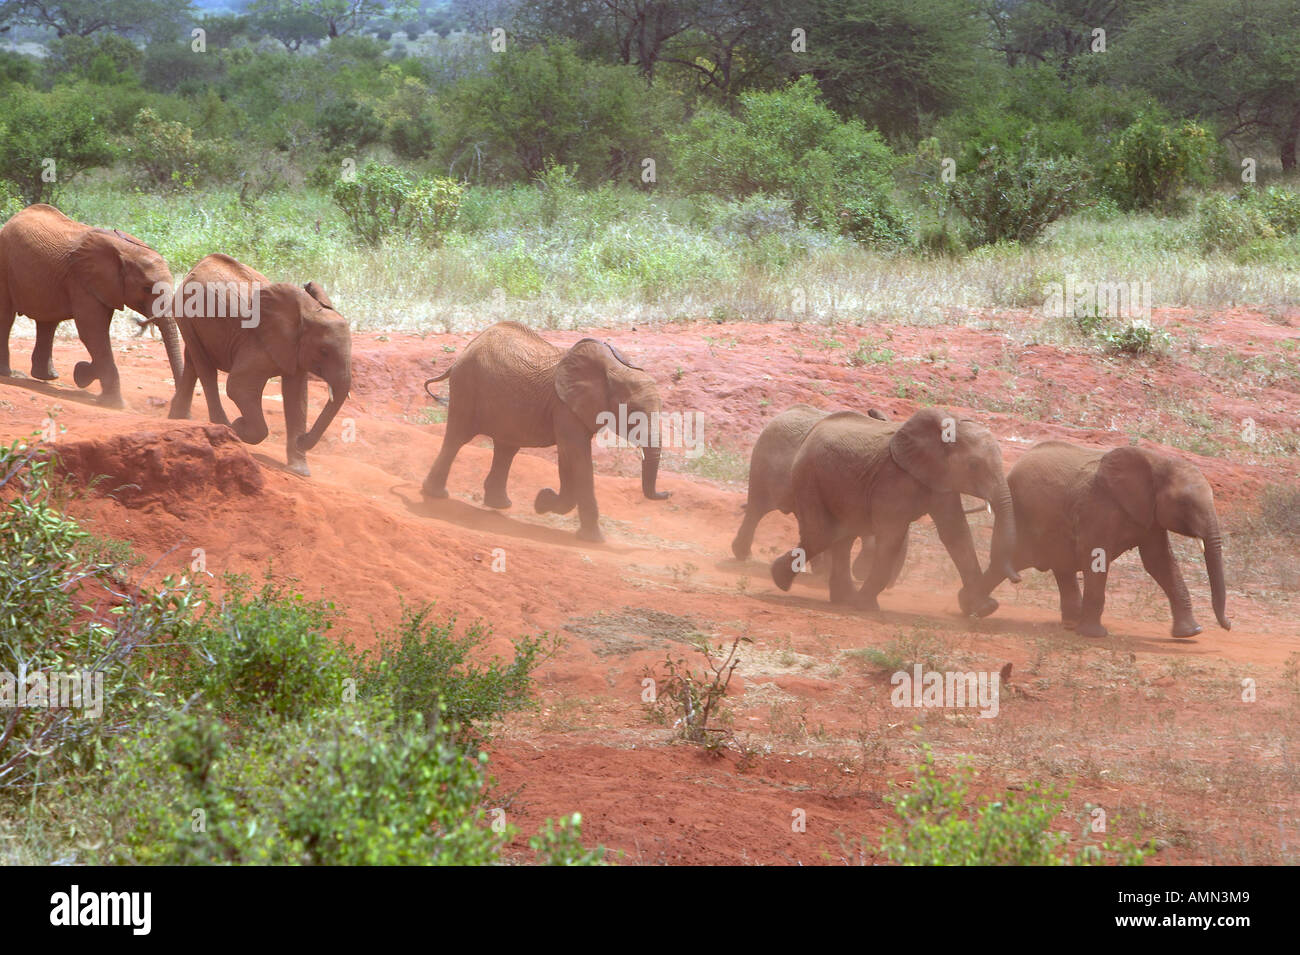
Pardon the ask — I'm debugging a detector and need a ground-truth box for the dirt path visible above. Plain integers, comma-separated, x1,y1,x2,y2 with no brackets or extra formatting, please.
2,306,1297,864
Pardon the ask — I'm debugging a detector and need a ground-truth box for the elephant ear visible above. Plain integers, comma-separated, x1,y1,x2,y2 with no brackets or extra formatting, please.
252,282,304,375
1096,446,1156,527
889,408,958,492
555,339,614,433
70,229,127,311
303,280,334,310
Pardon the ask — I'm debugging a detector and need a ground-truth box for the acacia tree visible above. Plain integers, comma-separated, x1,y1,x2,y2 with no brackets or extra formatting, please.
1116,0,1300,171
248,0,415,41
0,0,193,39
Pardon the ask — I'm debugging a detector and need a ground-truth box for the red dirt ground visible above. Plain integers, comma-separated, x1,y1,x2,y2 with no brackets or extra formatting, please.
2,304,1297,865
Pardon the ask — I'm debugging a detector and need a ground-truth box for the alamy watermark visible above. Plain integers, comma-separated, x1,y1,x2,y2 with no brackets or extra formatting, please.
149,279,262,328
0,666,104,719
595,404,705,459
1042,275,1153,320
891,664,999,718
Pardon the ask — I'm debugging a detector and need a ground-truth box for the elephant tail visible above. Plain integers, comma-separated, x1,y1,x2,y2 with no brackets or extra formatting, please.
423,369,452,402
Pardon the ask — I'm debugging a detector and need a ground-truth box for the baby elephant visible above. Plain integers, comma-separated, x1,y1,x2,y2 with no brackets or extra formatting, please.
979,441,1231,638
421,321,671,542
732,403,905,585
168,254,352,477
771,408,1019,616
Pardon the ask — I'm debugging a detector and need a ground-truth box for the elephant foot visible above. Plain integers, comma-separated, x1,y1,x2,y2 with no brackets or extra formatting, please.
851,591,881,613
73,361,96,389
229,417,268,445
770,554,796,592
575,524,605,544
483,490,512,510
286,460,311,478
421,483,449,500
30,363,57,381
731,539,751,561
1061,617,1079,631
535,488,573,514
97,392,126,410
0,365,20,378
959,588,999,618
1171,620,1203,639
1076,621,1108,638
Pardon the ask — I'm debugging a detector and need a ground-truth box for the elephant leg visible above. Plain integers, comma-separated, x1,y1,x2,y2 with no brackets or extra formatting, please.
931,493,997,617
225,369,270,445
853,521,908,611
282,371,310,477
1077,549,1110,638
566,442,602,542
1053,568,1083,630
771,498,836,592
483,443,518,509
422,409,473,499
1138,531,1201,637
0,303,14,376
168,347,199,420
30,321,57,380
828,536,856,604
731,504,766,561
72,310,123,408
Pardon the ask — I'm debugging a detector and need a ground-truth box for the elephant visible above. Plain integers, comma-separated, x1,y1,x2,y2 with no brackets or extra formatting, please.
420,321,671,542
977,441,1231,639
731,403,907,586
770,407,1020,616
166,253,352,478
0,203,184,406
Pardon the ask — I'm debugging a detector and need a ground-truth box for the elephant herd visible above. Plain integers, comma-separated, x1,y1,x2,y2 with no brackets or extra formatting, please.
0,204,1231,640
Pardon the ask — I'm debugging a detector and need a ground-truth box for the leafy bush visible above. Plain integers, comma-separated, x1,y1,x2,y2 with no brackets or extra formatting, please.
948,143,1090,246
880,746,1152,865
331,160,463,245
358,606,559,744
100,704,505,865
530,814,610,865
0,438,189,792
0,179,21,221
1194,186,1300,251
316,98,383,151
124,108,230,191
1102,115,1215,212
1100,319,1172,357
670,76,904,244
173,575,351,723
442,40,651,184
0,87,114,204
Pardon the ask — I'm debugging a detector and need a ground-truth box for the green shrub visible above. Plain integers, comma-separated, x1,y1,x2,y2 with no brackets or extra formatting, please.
530,814,610,866
100,703,505,865
1193,186,1300,252
1102,115,1215,212
0,179,21,220
0,86,114,204
316,98,383,151
331,160,463,245
173,575,350,723
358,606,559,744
0,438,189,792
948,143,1090,246
880,746,1152,865
124,107,231,191
669,76,905,244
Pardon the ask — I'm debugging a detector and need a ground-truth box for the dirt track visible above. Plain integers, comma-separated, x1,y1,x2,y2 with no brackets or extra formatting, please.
2,306,1298,864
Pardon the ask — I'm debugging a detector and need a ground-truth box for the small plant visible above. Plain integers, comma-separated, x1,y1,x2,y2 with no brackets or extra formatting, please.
646,636,749,747
529,813,612,865
879,746,1153,865
1100,319,1171,357
357,606,560,745
847,338,894,366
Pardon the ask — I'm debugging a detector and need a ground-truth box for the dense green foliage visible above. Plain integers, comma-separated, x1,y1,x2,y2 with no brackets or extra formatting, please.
0,439,603,864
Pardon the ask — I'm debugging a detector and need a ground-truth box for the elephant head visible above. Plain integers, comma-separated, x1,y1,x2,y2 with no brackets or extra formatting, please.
1096,446,1230,630
890,407,1020,585
253,280,352,452
554,338,670,500
70,228,184,385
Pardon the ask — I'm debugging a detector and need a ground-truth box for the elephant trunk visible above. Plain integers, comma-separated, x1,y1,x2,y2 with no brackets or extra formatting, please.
1202,527,1231,631
298,375,350,451
158,312,185,387
989,480,1020,584
641,443,668,500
